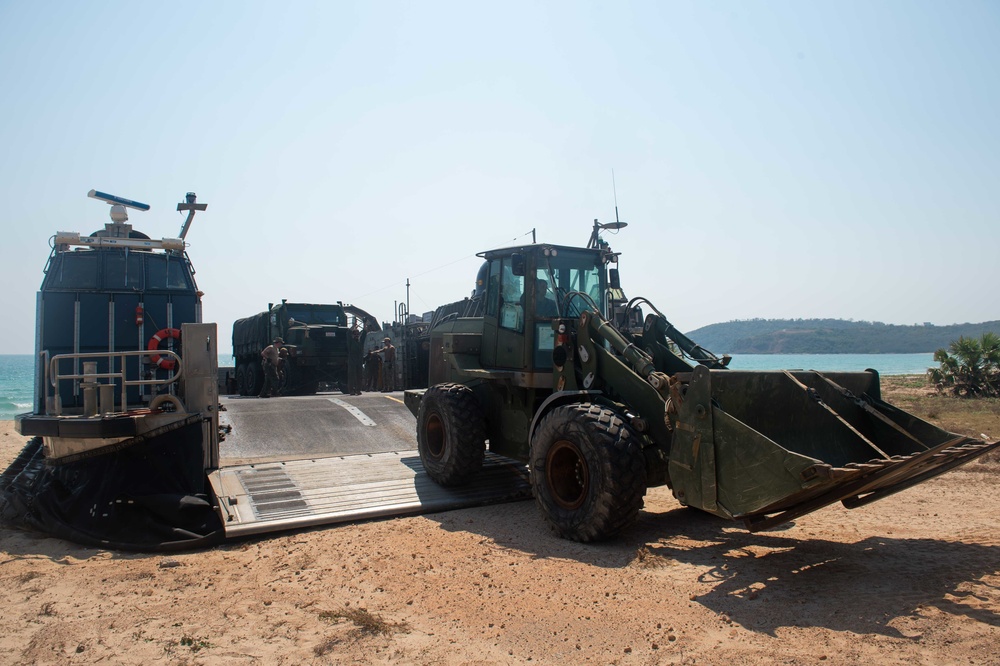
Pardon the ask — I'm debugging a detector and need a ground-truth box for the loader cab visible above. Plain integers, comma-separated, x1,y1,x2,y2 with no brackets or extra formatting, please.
480,244,608,373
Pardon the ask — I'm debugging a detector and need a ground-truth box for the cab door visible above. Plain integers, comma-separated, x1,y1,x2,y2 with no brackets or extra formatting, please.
484,256,526,369
481,258,499,367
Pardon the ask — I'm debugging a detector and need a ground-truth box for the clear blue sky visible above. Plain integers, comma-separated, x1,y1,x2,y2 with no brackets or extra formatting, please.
1,1,997,356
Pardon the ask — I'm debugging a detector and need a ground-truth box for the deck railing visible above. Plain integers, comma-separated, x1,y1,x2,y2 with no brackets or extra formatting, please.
45,350,183,416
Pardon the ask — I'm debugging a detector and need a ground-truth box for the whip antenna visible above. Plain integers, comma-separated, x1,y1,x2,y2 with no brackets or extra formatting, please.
612,169,621,225
605,169,626,230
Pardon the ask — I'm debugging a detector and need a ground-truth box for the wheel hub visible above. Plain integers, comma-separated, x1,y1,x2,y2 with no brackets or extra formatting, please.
546,439,589,510
425,413,445,459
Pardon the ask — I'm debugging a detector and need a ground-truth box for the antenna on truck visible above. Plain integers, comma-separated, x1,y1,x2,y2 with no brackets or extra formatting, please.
587,171,628,249
612,168,624,229
177,192,208,240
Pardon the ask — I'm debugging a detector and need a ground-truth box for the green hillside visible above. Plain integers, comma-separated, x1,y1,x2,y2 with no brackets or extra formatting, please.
686,319,1000,354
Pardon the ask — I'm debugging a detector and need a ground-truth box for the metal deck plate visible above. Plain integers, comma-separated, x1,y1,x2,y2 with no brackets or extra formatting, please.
209,450,531,537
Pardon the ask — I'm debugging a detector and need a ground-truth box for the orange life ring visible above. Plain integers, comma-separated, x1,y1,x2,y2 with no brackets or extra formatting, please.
147,328,181,370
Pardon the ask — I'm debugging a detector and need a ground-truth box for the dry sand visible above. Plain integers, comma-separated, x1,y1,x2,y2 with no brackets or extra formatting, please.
1,420,998,665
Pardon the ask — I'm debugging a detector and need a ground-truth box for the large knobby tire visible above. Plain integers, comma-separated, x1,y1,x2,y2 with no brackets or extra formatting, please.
245,363,263,397
236,365,248,396
417,383,487,486
278,363,294,395
530,403,647,542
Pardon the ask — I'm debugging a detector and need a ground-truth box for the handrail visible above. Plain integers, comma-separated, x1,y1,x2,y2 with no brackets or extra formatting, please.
47,350,182,416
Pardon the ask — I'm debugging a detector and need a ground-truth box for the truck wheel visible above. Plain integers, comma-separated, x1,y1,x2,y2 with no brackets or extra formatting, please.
417,383,486,486
279,364,294,395
245,363,263,396
236,365,248,396
530,403,646,542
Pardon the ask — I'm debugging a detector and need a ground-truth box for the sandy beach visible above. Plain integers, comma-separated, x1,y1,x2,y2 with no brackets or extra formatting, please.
1,413,998,665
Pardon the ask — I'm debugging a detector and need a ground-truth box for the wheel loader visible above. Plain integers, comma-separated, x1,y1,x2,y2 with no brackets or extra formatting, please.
403,227,998,542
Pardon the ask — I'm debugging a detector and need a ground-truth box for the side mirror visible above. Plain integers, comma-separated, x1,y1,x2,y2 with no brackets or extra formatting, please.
609,268,621,290
511,253,525,277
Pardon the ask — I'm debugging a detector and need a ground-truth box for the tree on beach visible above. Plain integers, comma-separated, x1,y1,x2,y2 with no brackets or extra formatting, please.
928,332,1000,397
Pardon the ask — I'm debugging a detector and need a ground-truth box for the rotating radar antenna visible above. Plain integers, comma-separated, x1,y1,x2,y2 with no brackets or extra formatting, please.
87,189,150,224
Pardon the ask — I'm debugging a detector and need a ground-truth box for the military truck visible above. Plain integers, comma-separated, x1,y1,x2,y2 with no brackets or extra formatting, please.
405,223,998,542
233,300,378,396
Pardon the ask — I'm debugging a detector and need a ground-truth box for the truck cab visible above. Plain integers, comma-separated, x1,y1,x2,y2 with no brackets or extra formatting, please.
430,244,612,379
423,243,616,459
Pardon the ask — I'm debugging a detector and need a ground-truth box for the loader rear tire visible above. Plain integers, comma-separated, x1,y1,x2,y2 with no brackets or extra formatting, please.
417,383,487,486
530,403,646,542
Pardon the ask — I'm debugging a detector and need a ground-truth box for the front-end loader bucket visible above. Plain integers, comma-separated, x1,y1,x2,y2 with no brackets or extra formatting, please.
667,365,999,531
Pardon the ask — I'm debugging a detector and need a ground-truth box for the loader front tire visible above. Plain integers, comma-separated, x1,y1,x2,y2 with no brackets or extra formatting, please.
530,403,646,542
417,383,487,486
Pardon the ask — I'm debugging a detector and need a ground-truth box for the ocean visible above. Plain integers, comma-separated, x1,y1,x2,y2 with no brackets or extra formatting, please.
0,352,938,421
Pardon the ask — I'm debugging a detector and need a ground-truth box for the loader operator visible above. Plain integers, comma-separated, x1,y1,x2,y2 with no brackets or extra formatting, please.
258,337,284,398
535,277,559,317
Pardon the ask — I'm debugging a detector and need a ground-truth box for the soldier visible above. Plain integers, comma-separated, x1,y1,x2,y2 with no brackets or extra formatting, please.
259,337,284,398
364,350,381,391
277,347,289,394
377,336,396,392
347,325,364,395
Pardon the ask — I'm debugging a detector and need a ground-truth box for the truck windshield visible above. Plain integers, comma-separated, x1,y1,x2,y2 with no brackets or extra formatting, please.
539,250,605,318
284,306,346,325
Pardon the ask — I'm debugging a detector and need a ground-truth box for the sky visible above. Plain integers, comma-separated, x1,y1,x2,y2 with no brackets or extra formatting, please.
0,1,997,356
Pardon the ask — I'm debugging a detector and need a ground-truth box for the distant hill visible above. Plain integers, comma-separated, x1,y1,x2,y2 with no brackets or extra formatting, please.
685,319,1000,354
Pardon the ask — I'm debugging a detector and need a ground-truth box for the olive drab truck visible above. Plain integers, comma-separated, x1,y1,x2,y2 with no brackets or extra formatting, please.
232,301,379,395
405,220,1000,542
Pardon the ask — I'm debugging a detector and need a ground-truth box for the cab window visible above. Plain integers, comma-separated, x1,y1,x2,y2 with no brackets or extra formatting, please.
499,258,524,332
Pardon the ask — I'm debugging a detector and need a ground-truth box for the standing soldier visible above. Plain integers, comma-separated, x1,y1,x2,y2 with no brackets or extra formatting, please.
364,350,381,392
347,325,364,395
259,337,284,398
277,347,289,394
378,336,396,392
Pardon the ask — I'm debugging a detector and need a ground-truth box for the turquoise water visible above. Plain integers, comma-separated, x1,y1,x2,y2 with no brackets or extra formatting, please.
722,352,935,375
1,355,36,420
0,352,937,420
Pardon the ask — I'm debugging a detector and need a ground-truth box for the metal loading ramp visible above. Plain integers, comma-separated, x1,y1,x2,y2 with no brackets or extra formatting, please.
208,450,532,538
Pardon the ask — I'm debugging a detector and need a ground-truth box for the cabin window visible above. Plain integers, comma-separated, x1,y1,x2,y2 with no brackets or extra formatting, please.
533,321,556,369
52,252,99,289
103,251,143,290
499,258,524,332
284,306,346,325
485,259,500,318
147,256,191,291
538,251,604,318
